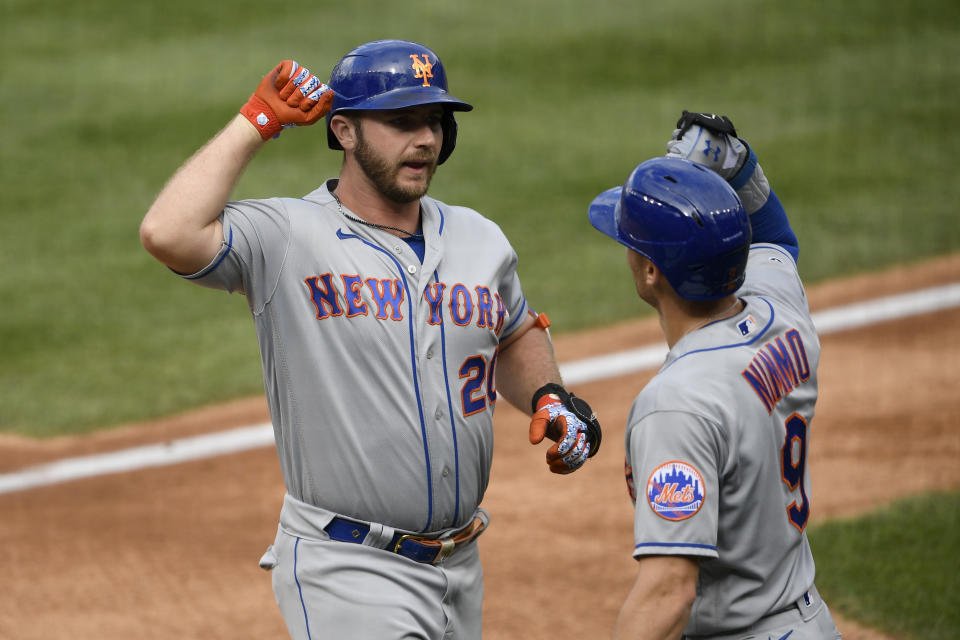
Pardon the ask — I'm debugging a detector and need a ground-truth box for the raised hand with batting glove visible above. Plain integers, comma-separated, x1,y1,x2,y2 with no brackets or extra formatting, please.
240,60,335,140
667,110,800,257
666,110,771,215
529,383,602,474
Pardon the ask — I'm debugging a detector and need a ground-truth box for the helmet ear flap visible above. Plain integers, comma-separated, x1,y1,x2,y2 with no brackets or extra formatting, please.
326,112,343,151
438,111,458,165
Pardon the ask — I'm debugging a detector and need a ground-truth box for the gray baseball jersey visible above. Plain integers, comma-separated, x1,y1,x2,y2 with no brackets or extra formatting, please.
624,243,820,635
184,179,530,534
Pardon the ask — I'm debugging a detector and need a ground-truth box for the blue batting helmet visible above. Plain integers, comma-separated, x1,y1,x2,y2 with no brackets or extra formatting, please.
326,40,473,164
588,157,751,300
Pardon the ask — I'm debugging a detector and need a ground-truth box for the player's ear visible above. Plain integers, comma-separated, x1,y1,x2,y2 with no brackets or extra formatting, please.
649,261,677,296
330,114,358,151
652,263,668,287
640,256,659,288
627,249,656,286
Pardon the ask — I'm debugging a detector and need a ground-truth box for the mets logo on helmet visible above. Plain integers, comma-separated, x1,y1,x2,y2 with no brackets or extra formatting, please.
409,54,434,87
646,460,705,521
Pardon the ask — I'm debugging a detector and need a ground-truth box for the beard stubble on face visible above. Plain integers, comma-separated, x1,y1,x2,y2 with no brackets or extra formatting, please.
353,120,438,204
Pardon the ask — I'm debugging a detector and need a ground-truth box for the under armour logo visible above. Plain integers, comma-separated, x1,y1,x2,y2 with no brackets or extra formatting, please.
410,54,434,87
703,139,722,162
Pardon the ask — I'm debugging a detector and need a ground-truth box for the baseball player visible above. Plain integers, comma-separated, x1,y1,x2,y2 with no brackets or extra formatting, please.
587,112,841,639
139,39,601,639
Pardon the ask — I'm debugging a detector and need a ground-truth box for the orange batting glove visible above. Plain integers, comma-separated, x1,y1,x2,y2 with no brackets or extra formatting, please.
240,60,334,140
529,384,602,474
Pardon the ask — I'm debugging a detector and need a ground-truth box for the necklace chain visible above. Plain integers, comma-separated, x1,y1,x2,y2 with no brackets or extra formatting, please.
331,193,424,239
681,297,743,340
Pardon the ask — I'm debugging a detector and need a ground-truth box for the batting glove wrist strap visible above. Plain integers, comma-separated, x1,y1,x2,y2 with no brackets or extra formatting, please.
531,383,602,458
531,382,566,413
727,141,770,216
241,94,282,140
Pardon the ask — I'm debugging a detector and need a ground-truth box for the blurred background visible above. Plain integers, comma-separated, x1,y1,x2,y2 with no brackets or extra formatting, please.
2,2,959,638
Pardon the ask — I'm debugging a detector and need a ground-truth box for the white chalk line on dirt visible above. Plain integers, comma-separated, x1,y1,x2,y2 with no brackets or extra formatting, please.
2,282,959,496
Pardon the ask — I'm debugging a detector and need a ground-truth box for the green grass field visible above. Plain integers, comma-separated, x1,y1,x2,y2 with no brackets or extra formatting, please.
2,2,959,636
809,491,960,639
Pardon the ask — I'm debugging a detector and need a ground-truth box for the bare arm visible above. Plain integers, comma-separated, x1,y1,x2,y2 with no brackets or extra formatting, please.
613,556,699,640
139,114,266,274
140,60,331,275
495,316,561,416
498,315,602,473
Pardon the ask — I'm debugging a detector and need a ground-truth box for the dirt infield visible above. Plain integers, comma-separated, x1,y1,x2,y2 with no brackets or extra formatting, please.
1,255,958,639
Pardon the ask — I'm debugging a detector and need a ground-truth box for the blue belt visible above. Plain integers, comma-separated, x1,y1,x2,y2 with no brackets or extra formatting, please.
324,515,487,565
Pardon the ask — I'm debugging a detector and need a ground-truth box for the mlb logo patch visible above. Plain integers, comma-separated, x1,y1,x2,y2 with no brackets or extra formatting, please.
646,461,705,521
738,315,757,336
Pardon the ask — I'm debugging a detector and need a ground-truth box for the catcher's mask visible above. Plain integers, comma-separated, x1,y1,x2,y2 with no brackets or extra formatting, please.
588,157,751,301
326,39,473,165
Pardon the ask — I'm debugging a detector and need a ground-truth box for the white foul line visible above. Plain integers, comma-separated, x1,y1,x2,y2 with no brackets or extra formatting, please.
562,282,960,385
0,424,276,495
2,282,958,495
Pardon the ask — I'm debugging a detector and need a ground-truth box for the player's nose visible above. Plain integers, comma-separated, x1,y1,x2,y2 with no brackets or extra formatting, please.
410,118,442,150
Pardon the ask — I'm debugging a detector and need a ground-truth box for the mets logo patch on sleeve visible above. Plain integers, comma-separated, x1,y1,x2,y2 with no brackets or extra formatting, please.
646,461,705,521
